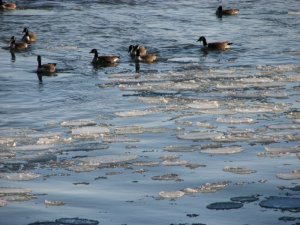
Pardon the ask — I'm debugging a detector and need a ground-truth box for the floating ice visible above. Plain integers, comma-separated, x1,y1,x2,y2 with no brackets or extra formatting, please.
9,144,54,151
163,145,197,152
114,126,145,134
183,181,229,194
230,196,259,203
264,146,300,155
276,170,300,180
201,146,243,154
0,187,31,195
79,154,138,166
71,126,109,137
67,164,97,173
223,166,256,174
207,202,243,210
0,151,16,159
259,196,300,210
0,199,7,207
177,131,223,141
152,174,182,181
0,172,40,181
216,117,253,124
133,161,160,167
138,97,169,104
44,199,65,206
187,100,219,109
159,191,185,199
268,124,300,130
167,57,199,63
0,137,15,147
115,109,159,117
101,136,140,143
61,119,97,127
37,136,60,145
162,159,188,166
22,153,57,163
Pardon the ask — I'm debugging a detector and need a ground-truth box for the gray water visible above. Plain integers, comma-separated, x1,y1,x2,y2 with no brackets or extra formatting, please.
0,0,300,225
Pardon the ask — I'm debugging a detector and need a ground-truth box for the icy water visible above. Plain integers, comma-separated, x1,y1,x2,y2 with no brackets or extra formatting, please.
0,0,300,224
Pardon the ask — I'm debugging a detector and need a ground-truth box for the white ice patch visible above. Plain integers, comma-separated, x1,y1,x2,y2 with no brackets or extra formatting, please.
0,172,40,181
183,181,229,194
216,117,253,124
159,191,185,199
187,100,219,109
61,119,97,127
0,199,7,207
223,166,256,174
115,109,158,117
264,146,300,155
276,170,300,180
268,124,300,130
167,57,199,63
138,97,169,104
71,126,109,137
0,187,32,195
177,131,223,141
44,200,65,206
37,135,60,145
79,154,138,166
9,144,54,151
162,159,188,166
201,146,243,154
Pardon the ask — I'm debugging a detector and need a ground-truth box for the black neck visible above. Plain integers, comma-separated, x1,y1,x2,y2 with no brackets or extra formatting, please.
38,57,42,67
94,51,98,58
202,37,207,46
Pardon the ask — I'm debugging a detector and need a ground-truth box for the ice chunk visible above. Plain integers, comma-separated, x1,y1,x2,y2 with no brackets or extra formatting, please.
152,174,182,181
0,199,7,207
183,181,229,194
207,202,243,210
163,145,197,152
44,199,65,206
167,57,199,63
259,196,300,210
67,164,97,173
264,146,300,155
114,126,145,134
79,155,138,166
187,100,219,109
22,153,57,163
115,109,158,117
0,187,31,195
71,126,109,137
216,117,253,124
10,144,54,151
223,166,256,174
138,97,169,104
162,159,187,166
0,172,40,181
201,146,243,154
61,119,97,127
268,124,300,130
37,135,60,145
133,161,160,167
0,151,16,159
276,170,300,180
159,191,185,199
177,131,223,141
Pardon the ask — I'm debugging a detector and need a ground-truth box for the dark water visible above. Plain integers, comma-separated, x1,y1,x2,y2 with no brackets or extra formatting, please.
0,1,300,225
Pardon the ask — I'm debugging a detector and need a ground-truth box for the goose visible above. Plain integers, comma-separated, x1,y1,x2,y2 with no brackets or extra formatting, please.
37,55,56,74
135,48,157,63
22,28,36,43
197,36,232,51
216,6,239,17
128,45,147,58
9,36,28,50
0,0,16,10
90,49,119,65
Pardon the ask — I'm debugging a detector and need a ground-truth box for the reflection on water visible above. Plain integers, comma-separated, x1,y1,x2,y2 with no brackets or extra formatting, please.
0,0,300,225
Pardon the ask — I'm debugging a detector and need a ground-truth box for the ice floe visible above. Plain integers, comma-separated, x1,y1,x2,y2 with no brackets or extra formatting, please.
151,174,182,181
115,109,159,117
44,199,65,206
159,191,185,199
22,153,57,163
230,195,259,203
0,187,32,195
61,119,97,127
259,196,300,211
9,144,54,151
216,117,254,124
0,199,7,207
71,126,109,138
186,100,219,109
0,172,40,181
36,135,60,145
167,57,199,63
177,131,223,141
276,170,300,180
79,154,138,166
182,181,229,194
200,146,243,154
264,146,300,155
207,201,243,210
163,145,197,152
223,166,256,174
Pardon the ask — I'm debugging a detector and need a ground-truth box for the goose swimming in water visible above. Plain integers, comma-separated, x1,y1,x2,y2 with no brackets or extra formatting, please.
216,6,239,17
22,27,37,43
197,36,232,51
9,36,28,51
0,0,16,10
90,49,120,66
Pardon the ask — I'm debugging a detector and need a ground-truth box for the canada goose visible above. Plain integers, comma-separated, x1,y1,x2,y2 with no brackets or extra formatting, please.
90,49,119,65
135,48,157,63
216,6,239,17
9,36,28,50
197,36,232,51
37,55,56,74
128,45,147,58
0,0,16,10
22,28,36,43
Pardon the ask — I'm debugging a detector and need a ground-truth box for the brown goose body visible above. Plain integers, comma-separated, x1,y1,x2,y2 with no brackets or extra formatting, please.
9,36,28,50
0,0,16,10
22,28,36,43
216,6,239,17
197,36,232,51
37,55,56,74
135,48,156,63
90,49,119,65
